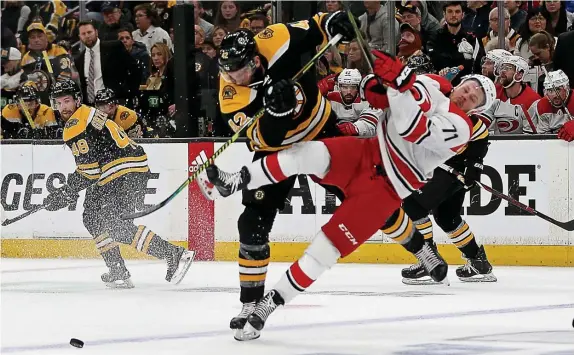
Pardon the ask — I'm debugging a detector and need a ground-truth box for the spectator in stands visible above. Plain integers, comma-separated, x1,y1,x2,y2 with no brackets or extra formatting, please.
397,3,438,54
317,45,343,81
346,38,371,76
541,0,568,36
505,1,527,31
514,7,551,62
1,18,18,49
133,3,173,53
211,26,227,48
214,1,242,33
202,39,217,59
75,21,140,106
397,23,424,64
359,0,399,51
151,0,174,33
484,36,511,52
1,47,23,109
401,1,442,41
99,1,134,41
324,1,343,13
195,25,205,48
118,28,150,84
193,0,214,39
2,1,31,39
20,1,67,44
529,30,556,95
553,30,574,84
249,14,269,35
462,1,491,40
484,7,519,52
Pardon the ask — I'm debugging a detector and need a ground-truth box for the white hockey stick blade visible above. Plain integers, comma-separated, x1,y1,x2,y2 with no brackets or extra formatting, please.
170,250,195,285
197,170,222,201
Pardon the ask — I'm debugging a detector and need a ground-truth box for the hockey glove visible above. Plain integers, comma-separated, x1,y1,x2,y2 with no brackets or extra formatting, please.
557,120,574,142
462,161,483,190
337,122,359,136
372,50,416,93
360,74,390,110
325,11,357,42
44,185,79,211
263,79,297,118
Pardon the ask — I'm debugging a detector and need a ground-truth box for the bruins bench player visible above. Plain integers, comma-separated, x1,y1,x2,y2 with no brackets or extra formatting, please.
213,11,355,340
94,88,146,138
46,79,194,288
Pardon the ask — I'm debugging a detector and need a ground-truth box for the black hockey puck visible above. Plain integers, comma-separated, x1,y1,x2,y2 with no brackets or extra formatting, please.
70,338,84,348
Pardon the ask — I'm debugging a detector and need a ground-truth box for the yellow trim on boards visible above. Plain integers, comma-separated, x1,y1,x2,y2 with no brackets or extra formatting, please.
1,240,573,266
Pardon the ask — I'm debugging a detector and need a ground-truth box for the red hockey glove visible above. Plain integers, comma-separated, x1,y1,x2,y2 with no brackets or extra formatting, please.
557,120,574,142
318,73,338,96
337,122,359,136
360,74,390,110
372,50,416,92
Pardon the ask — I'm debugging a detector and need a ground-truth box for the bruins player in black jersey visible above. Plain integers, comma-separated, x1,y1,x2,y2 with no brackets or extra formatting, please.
213,12,355,339
46,79,194,288
1,84,60,139
95,88,146,138
382,108,496,284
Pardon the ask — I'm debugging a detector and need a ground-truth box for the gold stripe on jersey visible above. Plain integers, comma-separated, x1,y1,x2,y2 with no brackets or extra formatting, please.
470,119,488,141
76,167,101,180
219,77,258,114
382,209,414,244
98,166,149,186
255,24,291,68
101,155,148,173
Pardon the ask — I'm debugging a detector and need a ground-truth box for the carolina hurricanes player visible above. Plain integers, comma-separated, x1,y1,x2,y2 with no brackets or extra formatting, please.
328,68,382,136
529,69,574,134
480,48,511,83
480,55,540,134
204,50,496,341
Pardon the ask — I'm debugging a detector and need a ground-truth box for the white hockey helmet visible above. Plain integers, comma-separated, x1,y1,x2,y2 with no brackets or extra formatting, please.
457,74,497,113
484,49,512,77
498,55,529,87
543,69,570,91
338,68,362,86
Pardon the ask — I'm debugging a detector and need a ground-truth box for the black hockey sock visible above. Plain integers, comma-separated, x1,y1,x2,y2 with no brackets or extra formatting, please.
238,243,270,303
448,221,480,258
382,209,424,253
414,216,434,244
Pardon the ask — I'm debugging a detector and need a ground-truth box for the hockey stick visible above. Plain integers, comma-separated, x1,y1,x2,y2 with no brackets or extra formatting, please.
540,65,573,120
122,34,344,220
2,203,48,226
439,164,574,231
18,98,36,129
345,10,374,72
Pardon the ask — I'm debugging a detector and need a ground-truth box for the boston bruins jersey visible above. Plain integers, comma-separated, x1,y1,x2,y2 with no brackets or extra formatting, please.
63,105,148,190
113,105,145,138
446,113,489,169
21,45,75,95
219,14,338,152
1,103,59,139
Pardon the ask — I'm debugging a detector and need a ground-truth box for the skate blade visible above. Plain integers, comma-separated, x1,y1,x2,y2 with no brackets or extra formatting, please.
105,278,135,289
234,324,260,341
197,171,221,201
402,277,441,285
459,273,497,283
170,250,196,285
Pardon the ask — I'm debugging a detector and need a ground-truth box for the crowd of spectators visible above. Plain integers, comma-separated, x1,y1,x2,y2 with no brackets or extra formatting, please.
2,0,574,140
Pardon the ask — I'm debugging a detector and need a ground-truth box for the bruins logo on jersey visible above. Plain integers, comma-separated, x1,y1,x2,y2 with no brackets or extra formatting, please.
258,28,274,39
65,118,79,128
222,85,237,100
120,111,130,120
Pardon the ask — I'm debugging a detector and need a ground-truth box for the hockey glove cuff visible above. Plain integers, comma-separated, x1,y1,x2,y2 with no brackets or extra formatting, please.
263,79,297,118
337,122,360,136
462,162,483,190
45,185,78,211
372,50,416,93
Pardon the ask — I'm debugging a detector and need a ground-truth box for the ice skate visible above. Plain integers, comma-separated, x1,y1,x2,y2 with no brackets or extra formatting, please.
456,245,497,282
414,243,449,285
165,247,195,284
231,301,256,341
205,165,250,197
102,262,134,289
402,242,442,285
240,290,285,341
197,170,222,201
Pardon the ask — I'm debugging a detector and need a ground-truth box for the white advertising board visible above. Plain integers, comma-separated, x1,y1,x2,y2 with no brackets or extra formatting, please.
0,143,189,241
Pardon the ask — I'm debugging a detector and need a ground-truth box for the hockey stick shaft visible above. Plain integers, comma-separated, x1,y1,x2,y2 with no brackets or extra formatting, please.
346,10,374,72
440,164,574,231
122,34,343,220
19,98,36,129
2,204,48,226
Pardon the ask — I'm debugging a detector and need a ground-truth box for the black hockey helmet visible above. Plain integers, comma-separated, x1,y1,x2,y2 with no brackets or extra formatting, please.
218,29,257,73
17,84,40,102
50,79,82,102
95,88,118,105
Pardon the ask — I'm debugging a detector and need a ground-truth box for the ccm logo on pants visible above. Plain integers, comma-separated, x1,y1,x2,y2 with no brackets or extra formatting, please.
338,224,358,245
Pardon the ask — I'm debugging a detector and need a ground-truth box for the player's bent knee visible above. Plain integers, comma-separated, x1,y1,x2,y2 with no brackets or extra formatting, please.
402,195,430,221
434,212,461,232
238,206,277,245
277,141,330,178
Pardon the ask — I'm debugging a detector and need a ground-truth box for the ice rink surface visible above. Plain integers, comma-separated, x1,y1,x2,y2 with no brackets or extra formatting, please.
1,259,573,355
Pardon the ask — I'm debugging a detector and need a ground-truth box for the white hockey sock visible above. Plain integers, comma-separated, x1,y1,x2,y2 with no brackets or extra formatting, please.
274,231,340,304
247,141,331,190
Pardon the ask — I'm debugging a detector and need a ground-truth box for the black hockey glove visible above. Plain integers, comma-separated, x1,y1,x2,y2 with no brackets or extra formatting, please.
325,11,357,42
462,161,483,190
263,79,297,118
44,185,79,211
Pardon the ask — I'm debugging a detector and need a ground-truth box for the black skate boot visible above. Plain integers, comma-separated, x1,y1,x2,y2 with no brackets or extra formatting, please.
206,165,250,197
165,246,195,284
240,290,285,341
456,245,497,282
231,301,256,341
414,243,449,285
101,262,134,289
402,242,442,285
